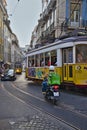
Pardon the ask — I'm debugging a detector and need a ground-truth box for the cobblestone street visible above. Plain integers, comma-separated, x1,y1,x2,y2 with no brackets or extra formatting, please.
0,112,75,130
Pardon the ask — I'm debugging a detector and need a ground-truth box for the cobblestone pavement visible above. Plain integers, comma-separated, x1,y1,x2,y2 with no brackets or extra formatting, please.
0,112,75,130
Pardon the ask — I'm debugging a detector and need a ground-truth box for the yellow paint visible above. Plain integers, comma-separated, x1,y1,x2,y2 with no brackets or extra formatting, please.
26,64,87,86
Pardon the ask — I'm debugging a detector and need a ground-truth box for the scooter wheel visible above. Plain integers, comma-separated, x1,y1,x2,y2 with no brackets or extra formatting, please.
53,99,57,105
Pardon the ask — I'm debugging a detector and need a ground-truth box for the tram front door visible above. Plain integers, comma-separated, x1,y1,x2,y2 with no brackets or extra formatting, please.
63,64,73,82
62,47,73,83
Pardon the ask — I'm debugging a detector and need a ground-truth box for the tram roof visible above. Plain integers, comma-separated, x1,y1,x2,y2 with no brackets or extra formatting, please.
62,36,87,42
26,36,87,56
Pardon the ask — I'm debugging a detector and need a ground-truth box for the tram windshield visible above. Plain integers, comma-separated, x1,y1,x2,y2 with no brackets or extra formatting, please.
76,44,87,63
15,62,22,68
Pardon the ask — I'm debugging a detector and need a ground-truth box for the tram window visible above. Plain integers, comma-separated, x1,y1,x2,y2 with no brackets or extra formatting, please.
35,55,37,66
69,66,73,77
63,49,67,63
31,56,35,66
28,57,32,67
15,63,22,68
68,48,73,63
37,54,40,67
51,50,57,65
35,54,40,67
40,53,45,66
45,52,51,66
63,48,73,63
76,45,87,63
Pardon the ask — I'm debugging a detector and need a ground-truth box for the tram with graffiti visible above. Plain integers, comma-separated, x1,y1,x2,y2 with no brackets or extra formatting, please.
25,36,87,91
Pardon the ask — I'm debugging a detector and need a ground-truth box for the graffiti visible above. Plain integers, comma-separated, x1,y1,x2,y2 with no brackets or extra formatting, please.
36,68,43,78
28,67,49,79
28,68,36,77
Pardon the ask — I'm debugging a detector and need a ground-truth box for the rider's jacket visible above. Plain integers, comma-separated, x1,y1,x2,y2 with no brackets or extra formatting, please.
42,72,60,93
48,72,60,85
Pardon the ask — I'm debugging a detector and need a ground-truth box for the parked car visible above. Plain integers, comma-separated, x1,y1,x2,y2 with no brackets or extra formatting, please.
1,69,16,81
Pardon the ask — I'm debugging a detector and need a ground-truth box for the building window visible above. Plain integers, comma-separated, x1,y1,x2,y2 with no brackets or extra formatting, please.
70,1,81,27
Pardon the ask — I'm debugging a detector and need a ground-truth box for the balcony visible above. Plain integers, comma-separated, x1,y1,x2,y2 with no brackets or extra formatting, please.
47,0,56,13
70,22,79,28
38,0,56,27
67,20,87,31
42,22,54,37
40,23,55,45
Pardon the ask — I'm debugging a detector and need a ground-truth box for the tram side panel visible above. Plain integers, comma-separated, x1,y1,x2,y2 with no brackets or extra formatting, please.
27,67,49,81
26,66,62,82
25,64,87,90
74,64,87,88
62,63,87,89
55,67,62,83
25,63,87,90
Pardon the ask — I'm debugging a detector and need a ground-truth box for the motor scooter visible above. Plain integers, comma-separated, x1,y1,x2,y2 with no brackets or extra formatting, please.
42,85,60,105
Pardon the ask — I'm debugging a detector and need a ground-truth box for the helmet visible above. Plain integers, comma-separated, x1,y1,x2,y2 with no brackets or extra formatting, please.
49,65,55,71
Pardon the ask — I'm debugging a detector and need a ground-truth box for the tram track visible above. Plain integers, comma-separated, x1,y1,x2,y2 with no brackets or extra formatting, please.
12,82,87,118
2,83,87,130
2,81,87,119
1,82,80,130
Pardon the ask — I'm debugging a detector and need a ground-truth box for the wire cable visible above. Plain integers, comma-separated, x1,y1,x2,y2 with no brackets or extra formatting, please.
9,0,20,16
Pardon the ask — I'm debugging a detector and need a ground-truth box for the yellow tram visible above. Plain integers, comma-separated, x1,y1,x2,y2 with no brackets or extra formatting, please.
25,36,87,91
15,62,22,74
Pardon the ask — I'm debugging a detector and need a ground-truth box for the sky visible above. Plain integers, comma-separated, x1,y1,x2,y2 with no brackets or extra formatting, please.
6,0,42,47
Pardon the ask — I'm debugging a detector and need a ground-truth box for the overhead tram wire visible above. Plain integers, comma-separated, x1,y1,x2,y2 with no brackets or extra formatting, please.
9,0,20,17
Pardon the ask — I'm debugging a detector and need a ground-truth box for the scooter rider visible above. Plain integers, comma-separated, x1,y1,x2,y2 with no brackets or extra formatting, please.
42,65,60,93
48,65,60,86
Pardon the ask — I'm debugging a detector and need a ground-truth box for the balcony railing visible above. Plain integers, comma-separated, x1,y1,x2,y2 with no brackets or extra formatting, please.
42,22,54,37
39,0,56,27
66,20,87,29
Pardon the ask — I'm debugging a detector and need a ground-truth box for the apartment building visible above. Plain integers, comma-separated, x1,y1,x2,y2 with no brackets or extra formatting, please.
0,0,23,68
0,0,7,63
30,0,87,49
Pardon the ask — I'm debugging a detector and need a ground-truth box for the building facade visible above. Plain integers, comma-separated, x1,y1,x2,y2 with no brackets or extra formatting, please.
0,0,7,63
4,20,12,65
11,33,23,69
66,0,87,29
0,0,23,69
30,0,87,49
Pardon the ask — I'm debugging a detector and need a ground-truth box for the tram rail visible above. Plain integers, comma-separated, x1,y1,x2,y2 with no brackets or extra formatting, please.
1,82,86,130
